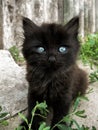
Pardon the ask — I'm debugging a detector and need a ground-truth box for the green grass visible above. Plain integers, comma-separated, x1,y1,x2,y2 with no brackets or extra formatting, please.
9,46,24,65
79,33,98,83
80,33,98,67
89,70,98,83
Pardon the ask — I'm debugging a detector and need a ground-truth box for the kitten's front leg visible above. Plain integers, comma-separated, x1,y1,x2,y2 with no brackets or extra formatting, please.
20,93,43,130
20,95,37,130
51,100,71,130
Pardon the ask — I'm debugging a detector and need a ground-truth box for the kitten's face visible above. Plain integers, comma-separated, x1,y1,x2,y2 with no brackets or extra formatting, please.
22,17,80,72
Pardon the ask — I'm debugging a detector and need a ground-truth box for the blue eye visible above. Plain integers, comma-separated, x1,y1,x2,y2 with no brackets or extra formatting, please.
37,47,45,53
59,46,67,53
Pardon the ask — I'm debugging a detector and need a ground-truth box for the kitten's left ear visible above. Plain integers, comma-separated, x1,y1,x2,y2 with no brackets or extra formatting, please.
64,16,79,35
23,17,39,37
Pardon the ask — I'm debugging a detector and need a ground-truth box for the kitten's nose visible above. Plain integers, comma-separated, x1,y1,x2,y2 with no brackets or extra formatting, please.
48,56,56,63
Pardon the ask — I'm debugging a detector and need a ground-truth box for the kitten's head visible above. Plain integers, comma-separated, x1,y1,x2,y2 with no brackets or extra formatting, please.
22,17,80,72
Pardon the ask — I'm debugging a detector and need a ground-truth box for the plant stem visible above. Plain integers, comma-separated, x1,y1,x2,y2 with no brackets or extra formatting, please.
29,106,37,130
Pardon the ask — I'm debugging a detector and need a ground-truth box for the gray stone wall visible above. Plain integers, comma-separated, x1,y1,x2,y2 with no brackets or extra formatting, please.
0,50,28,117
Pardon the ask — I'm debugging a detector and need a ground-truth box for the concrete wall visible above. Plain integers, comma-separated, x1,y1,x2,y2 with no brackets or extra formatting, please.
64,0,98,37
1,0,63,49
1,0,98,49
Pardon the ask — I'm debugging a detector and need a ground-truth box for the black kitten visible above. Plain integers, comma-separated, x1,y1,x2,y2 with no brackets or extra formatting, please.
21,16,88,130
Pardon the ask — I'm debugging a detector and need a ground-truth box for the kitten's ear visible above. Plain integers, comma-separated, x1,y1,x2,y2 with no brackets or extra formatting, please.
64,16,79,35
23,17,39,37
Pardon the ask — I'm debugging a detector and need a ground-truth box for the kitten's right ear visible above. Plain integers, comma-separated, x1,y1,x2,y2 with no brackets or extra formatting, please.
64,16,79,35
23,17,39,37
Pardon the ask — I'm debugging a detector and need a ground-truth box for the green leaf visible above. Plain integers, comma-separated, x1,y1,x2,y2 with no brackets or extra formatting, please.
0,106,2,112
0,120,9,126
38,122,50,130
75,114,87,118
0,112,8,118
62,115,71,123
43,126,50,130
73,97,80,111
71,119,81,129
57,124,72,130
79,96,89,101
75,110,87,118
86,88,93,94
37,101,48,110
14,126,25,130
81,125,89,130
75,110,85,115
57,124,67,130
92,126,97,130
36,101,48,116
18,113,28,125
38,122,46,130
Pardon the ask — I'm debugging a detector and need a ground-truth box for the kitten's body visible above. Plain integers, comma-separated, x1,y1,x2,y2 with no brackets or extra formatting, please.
21,17,88,130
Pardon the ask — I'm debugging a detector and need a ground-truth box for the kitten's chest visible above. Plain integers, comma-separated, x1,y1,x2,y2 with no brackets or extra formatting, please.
43,79,68,103
42,82,57,103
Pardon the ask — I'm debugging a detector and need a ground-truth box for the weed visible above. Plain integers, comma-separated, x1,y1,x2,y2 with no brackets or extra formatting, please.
9,46,24,65
0,106,9,126
80,33,98,67
79,33,98,83
89,70,98,83
15,90,97,130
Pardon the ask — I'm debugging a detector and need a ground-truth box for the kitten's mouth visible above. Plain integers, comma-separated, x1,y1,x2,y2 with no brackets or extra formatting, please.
37,62,63,72
47,63,62,71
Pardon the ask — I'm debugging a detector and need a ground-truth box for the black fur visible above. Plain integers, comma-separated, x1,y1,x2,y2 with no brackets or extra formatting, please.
20,16,88,130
